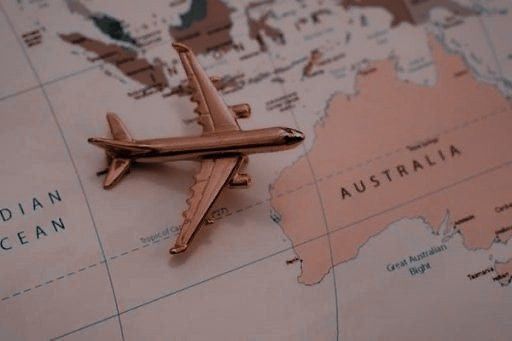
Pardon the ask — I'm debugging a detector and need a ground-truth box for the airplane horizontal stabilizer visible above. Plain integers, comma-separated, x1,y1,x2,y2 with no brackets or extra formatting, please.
103,158,131,189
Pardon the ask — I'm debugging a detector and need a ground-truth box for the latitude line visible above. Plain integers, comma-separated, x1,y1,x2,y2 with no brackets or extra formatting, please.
0,29,246,104
0,2,506,110
0,64,102,103
43,64,103,87
53,157,512,340
52,246,294,340
0,84,40,102
0,1,292,106
51,314,119,341
0,7,509,339
0,4,125,340
1,86,509,337
1,87,508,306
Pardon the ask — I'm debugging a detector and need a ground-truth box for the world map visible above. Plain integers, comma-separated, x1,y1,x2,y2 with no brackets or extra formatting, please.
0,0,511,340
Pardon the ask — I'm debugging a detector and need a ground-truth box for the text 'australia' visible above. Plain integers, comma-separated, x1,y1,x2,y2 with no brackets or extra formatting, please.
340,144,461,200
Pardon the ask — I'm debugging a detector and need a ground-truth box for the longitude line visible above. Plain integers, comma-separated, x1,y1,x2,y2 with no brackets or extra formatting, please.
54,156,512,339
0,4,125,340
476,14,502,76
264,51,340,340
2,5,507,340
476,9,510,102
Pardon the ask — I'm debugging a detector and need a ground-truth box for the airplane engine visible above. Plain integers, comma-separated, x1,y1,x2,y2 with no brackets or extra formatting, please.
230,103,251,119
229,173,251,188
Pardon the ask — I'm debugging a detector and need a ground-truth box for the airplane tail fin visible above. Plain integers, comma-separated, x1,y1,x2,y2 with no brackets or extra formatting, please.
106,112,133,142
89,112,134,189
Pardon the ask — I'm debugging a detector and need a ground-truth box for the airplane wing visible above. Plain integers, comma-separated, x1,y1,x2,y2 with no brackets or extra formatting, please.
170,156,240,254
172,42,240,133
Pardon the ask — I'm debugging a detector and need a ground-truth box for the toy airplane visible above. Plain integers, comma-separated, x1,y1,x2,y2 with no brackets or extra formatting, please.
88,42,305,254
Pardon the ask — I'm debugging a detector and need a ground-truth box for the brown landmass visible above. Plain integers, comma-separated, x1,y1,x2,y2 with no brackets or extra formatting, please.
494,258,512,286
245,0,285,51
270,37,512,285
60,33,168,92
169,0,234,55
342,0,413,26
303,49,323,77
341,0,474,27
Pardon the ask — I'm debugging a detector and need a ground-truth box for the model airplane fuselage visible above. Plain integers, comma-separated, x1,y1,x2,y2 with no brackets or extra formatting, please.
89,126,304,163
88,42,304,255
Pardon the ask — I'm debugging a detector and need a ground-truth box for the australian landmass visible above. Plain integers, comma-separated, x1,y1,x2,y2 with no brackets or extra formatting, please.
270,37,512,285
341,0,475,27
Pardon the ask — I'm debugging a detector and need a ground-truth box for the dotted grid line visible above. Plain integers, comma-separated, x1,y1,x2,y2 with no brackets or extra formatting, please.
0,204,268,303
0,197,272,304
53,154,512,340
0,3,506,338
1,4,510,316
0,241,164,303
0,104,508,304
0,4,127,339
48,42,512,337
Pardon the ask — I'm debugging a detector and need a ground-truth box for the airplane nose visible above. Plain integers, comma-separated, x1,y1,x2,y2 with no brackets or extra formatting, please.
283,128,305,145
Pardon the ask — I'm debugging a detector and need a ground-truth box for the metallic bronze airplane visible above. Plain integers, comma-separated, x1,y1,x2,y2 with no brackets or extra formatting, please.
88,42,305,254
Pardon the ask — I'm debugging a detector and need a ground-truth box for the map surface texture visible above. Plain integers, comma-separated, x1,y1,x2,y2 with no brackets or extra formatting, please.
0,0,511,340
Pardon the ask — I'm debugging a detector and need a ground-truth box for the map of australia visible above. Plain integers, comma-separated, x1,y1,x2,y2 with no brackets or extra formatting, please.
271,37,512,285
2,0,512,339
